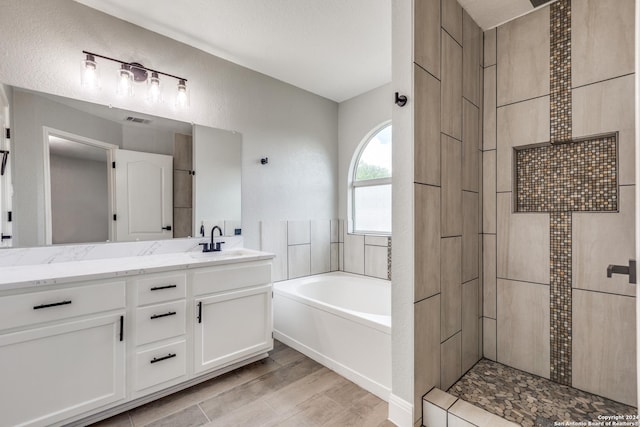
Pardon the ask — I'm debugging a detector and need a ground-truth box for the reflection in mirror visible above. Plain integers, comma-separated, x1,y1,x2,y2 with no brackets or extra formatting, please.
4,85,242,248
48,133,111,244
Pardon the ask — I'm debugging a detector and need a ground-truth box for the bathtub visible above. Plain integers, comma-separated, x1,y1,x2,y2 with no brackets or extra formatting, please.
273,272,391,400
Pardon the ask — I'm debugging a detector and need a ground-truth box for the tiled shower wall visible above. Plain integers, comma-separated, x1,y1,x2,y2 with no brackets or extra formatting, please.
482,0,636,407
413,0,484,422
259,220,391,282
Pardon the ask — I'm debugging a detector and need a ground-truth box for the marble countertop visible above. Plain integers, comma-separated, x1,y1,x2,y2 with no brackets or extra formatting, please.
0,248,274,291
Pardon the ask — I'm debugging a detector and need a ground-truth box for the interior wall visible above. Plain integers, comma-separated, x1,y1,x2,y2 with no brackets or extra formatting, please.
482,0,636,407
338,83,392,226
11,89,122,246
413,0,483,423
50,154,108,244
0,0,339,250
122,125,174,156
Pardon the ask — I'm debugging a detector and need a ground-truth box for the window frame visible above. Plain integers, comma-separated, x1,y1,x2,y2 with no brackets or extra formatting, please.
350,122,392,236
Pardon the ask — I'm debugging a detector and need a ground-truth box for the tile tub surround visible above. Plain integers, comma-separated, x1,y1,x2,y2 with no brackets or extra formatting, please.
260,220,391,283
448,359,636,427
413,0,483,422
89,340,394,427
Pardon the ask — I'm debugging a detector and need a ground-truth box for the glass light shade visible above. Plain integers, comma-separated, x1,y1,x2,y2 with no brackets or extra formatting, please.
116,65,134,97
147,72,162,104
80,54,100,90
176,79,189,109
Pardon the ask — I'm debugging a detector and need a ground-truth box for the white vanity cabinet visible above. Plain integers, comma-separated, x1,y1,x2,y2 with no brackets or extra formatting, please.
130,272,188,397
0,253,273,427
192,261,273,374
0,280,126,427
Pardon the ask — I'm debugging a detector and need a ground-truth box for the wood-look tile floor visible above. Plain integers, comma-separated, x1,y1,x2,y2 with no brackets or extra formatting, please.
90,341,394,427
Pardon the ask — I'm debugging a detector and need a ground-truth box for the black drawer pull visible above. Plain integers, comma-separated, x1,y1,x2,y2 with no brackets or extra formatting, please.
33,300,72,310
197,301,202,324
150,284,177,291
150,353,176,364
150,311,177,320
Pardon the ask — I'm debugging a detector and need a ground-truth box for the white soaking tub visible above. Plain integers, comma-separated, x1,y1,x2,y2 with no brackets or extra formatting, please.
273,272,391,400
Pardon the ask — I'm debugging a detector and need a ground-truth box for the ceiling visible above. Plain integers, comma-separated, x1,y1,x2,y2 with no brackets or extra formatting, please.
74,0,545,103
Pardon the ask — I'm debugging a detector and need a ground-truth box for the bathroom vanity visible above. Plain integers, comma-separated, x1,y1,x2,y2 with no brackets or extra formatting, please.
0,248,274,427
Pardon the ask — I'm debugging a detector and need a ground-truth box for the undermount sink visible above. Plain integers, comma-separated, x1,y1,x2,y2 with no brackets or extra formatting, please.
188,248,258,260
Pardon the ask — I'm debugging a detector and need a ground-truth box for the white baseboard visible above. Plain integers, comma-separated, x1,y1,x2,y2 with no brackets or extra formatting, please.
388,393,413,427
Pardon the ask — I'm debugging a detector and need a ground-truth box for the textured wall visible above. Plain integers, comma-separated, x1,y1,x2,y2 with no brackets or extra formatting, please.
483,0,636,407
413,0,483,423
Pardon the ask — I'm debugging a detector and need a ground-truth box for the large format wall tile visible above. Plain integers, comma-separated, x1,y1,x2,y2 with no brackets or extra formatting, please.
310,220,331,275
414,0,441,78
483,234,497,319
365,245,388,280
573,186,636,297
173,170,192,208
461,279,479,372
441,237,462,340
462,192,479,283
415,295,441,412
441,332,462,390
482,151,496,233
260,220,288,282
441,31,463,141
572,0,634,88
173,207,192,239
442,135,462,237
496,6,550,106
483,66,497,151
288,244,311,279
497,279,550,378
415,65,441,186
330,243,339,272
483,317,497,361
442,0,463,44
484,29,496,67
462,100,479,192
462,10,482,107
343,233,365,275
572,75,635,185
496,96,550,192
497,193,550,284
415,184,441,301
572,290,636,406
288,220,310,245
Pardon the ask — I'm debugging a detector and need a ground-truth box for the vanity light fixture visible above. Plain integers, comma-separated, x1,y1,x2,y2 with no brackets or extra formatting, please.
81,50,189,108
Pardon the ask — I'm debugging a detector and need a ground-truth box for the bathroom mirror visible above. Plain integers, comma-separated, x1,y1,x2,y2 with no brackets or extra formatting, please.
4,85,242,247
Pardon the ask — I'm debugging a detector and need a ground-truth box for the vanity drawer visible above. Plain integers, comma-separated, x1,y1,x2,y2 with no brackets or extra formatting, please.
136,300,186,345
134,340,187,391
192,262,271,296
136,272,186,306
0,281,125,331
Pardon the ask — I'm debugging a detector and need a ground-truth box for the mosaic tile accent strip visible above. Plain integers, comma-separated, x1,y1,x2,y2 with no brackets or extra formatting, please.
550,0,572,143
387,237,392,280
550,211,571,385
448,359,637,427
515,136,618,213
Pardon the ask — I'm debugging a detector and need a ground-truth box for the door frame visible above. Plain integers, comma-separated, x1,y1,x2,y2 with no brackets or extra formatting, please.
42,127,118,245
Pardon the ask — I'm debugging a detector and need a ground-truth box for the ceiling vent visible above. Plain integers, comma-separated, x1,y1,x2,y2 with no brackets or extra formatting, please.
125,116,152,125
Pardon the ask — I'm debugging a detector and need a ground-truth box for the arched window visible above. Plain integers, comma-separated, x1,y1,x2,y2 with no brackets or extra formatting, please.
351,123,392,234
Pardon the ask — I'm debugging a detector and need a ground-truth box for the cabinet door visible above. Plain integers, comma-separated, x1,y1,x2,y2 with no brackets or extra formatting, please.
194,284,272,374
0,314,125,427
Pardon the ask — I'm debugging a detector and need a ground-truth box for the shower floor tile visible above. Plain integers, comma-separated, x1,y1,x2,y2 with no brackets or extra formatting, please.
448,359,636,427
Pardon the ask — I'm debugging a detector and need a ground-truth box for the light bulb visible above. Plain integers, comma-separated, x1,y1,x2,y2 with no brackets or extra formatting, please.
147,72,162,104
176,79,189,109
81,54,100,90
117,64,133,97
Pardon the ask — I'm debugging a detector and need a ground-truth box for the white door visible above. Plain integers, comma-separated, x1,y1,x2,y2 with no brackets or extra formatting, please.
0,314,125,427
114,150,173,241
0,86,11,248
193,284,272,374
